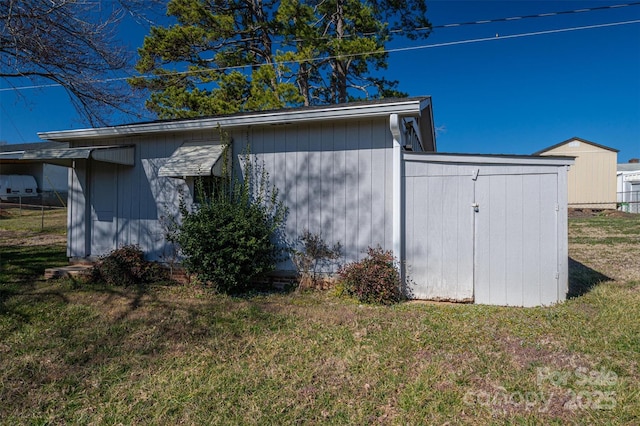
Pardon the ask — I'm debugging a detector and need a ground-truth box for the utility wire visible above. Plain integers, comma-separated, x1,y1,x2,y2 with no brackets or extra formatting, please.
276,2,640,44
2,18,640,92
432,2,640,30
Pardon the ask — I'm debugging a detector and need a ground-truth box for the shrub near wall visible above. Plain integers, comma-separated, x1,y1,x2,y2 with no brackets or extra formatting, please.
90,245,169,287
338,246,402,305
176,196,282,293
172,150,287,294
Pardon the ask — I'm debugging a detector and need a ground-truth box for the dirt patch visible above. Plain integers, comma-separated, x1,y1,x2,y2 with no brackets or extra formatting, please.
569,208,637,218
499,335,592,372
0,230,65,247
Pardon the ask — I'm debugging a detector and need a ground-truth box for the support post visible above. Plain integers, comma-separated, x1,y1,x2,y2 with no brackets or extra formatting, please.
389,114,404,284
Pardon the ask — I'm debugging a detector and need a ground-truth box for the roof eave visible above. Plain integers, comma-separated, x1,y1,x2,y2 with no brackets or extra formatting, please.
38,98,430,142
534,136,619,155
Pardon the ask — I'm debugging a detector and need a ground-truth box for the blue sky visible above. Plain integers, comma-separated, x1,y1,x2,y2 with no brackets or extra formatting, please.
1,0,639,161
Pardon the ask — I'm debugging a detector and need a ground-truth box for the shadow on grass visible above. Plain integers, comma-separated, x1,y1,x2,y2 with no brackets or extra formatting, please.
0,244,68,281
0,243,68,316
568,257,612,299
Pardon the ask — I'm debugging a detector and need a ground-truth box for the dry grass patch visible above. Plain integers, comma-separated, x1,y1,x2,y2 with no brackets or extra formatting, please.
0,213,639,424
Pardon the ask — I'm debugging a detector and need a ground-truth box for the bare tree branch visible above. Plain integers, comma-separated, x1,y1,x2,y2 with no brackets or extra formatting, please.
1,0,162,126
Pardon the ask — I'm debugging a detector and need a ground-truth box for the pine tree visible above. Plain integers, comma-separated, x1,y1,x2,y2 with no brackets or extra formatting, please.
130,0,431,117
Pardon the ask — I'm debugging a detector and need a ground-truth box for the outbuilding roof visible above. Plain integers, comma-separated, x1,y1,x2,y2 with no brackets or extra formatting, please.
533,137,619,155
618,163,640,172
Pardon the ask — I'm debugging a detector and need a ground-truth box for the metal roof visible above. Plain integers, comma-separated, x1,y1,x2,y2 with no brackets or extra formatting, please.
38,97,433,142
158,142,226,178
405,152,575,166
0,142,67,152
618,163,640,172
533,137,619,155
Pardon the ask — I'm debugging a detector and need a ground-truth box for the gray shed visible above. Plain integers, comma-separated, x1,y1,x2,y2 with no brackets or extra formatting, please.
404,153,572,307
27,97,573,306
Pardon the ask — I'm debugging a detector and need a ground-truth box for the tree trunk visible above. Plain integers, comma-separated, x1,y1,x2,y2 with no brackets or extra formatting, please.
333,0,348,104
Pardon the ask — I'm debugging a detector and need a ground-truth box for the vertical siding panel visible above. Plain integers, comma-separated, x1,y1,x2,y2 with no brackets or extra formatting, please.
270,127,289,266
371,120,387,248
441,173,459,297
474,173,491,305
522,175,542,306
118,158,129,250
271,127,286,223
357,121,373,252
332,122,347,263
284,125,298,247
344,124,359,262
135,139,146,253
425,176,443,296
262,127,276,186
539,173,559,305
308,124,322,233
455,171,474,300
320,124,334,246
130,136,140,249
410,176,430,298
69,163,88,257
557,166,569,299
404,173,415,293
489,175,508,305
296,126,310,238
140,139,157,255
504,174,524,306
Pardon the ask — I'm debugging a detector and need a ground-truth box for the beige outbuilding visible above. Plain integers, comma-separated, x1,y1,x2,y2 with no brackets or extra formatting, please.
535,137,618,209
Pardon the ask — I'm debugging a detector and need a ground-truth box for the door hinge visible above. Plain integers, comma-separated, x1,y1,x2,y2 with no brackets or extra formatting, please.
471,168,479,181
555,204,559,211
555,272,559,280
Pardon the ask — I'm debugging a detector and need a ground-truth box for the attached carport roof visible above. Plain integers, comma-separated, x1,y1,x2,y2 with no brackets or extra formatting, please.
21,145,135,166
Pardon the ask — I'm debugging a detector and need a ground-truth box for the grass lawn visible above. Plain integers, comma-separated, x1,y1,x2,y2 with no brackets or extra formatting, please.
0,208,638,424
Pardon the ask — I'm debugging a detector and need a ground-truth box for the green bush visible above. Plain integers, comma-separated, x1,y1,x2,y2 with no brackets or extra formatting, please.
171,148,287,293
90,245,168,287
337,246,402,305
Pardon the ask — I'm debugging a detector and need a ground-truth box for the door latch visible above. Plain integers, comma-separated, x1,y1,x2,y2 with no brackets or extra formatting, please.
472,202,479,212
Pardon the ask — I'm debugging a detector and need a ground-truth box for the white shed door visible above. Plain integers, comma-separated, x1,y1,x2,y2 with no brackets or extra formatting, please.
90,163,117,256
405,173,475,301
473,172,559,307
405,166,560,306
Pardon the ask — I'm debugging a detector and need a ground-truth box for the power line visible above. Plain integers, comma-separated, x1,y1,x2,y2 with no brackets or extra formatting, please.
276,2,640,44
383,19,640,55
2,19,639,93
431,2,640,30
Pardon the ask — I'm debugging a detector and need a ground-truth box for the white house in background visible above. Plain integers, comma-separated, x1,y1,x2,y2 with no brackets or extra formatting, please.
617,161,640,213
23,97,573,306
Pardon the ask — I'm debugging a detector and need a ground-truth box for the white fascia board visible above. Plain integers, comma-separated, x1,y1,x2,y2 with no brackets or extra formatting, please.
418,97,432,112
404,152,575,167
0,151,26,159
624,172,640,182
38,99,427,142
